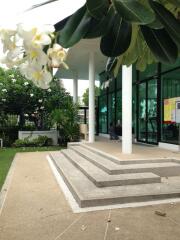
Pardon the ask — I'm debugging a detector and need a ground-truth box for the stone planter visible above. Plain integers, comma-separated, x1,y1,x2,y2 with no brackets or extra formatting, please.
18,130,58,145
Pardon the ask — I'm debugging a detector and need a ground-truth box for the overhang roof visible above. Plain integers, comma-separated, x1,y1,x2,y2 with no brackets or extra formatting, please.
56,38,107,80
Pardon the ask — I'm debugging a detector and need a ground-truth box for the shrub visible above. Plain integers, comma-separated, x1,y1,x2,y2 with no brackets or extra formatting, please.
13,135,53,147
51,103,80,144
0,126,19,147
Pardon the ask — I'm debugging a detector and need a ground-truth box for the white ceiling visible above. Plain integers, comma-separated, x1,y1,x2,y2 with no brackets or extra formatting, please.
56,38,107,80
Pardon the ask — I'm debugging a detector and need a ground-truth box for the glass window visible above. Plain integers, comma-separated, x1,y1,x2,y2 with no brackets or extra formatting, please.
132,85,136,134
116,69,122,90
109,77,115,93
115,90,122,136
108,93,115,131
139,64,158,80
161,68,180,144
132,66,137,83
138,82,146,142
99,95,108,133
162,58,180,73
99,71,108,96
147,79,158,143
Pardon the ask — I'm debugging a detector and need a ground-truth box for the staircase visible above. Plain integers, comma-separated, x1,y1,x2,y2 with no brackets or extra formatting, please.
49,143,180,208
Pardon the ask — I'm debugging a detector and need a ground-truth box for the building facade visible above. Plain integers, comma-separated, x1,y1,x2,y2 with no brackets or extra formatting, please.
98,59,180,146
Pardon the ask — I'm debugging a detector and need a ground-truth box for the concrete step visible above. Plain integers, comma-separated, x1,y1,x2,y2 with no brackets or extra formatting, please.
61,149,161,187
78,143,177,165
69,146,180,177
49,152,180,208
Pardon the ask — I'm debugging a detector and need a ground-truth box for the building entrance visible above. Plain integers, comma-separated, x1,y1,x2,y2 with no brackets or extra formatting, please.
137,78,158,144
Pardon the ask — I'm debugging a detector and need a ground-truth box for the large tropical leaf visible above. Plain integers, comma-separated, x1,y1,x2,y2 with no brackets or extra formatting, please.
86,0,109,19
117,25,139,66
100,14,132,57
141,26,178,64
54,15,72,32
149,1,180,48
159,0,180,8
112,0,155,24
84,6,114,39
113,26,156,74
135,33,157,71
58,5,91,48
147,18,164,29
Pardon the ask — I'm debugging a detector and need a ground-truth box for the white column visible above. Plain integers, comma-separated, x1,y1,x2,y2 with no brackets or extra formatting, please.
73,76,78,103
89,52,95,143
122,65,132,154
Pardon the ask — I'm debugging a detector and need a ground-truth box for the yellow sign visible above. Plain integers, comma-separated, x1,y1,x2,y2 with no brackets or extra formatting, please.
164,97,180,123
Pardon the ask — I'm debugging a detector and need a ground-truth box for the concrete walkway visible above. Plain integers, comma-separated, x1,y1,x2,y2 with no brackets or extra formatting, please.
1,152,180,240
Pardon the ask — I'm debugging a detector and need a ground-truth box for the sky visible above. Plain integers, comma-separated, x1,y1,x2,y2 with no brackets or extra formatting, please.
0,0,99,96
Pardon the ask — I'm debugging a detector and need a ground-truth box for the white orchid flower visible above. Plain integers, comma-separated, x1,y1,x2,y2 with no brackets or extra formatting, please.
18,24,54,49
19,62,30,79
0,28,16,53
30,93,34,97
34,69,52,89
12,78,16,83
26,47,48,66
47,88,51,92
7,47,24,60
47,43,68,69
0,25,61,89
2,89,7,92
1,46,24,68
21,63,52,89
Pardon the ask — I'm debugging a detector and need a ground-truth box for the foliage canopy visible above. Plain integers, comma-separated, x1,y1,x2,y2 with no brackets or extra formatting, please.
32,0,180,73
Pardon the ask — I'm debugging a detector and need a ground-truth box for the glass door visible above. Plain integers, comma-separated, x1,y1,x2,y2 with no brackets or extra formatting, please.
137,79,158,144
138,82,147,142
147,79,158,143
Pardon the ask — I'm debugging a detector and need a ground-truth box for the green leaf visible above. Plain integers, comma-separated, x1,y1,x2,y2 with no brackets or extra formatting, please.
100,14,132,57
112,0,155,24
84,6,115,39
120,25,139,66
54,15,71,32
169,0,180,6
58,5,91,48
141,26,178,64
149,1,180,48
113,26,156,74
86,0,109,19
147,18,164,29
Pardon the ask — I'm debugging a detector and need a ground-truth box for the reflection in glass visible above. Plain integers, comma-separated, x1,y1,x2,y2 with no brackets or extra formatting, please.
99,95,107,133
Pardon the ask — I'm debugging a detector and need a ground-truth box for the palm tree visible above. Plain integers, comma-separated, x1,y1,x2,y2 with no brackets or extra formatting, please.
30,0,180,72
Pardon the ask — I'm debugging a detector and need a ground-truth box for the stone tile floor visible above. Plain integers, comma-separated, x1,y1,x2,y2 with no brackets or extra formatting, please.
0,150,180,240
87,136,180,160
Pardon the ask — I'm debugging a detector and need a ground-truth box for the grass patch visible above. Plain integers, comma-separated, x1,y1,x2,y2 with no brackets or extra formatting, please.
0,146,64,190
